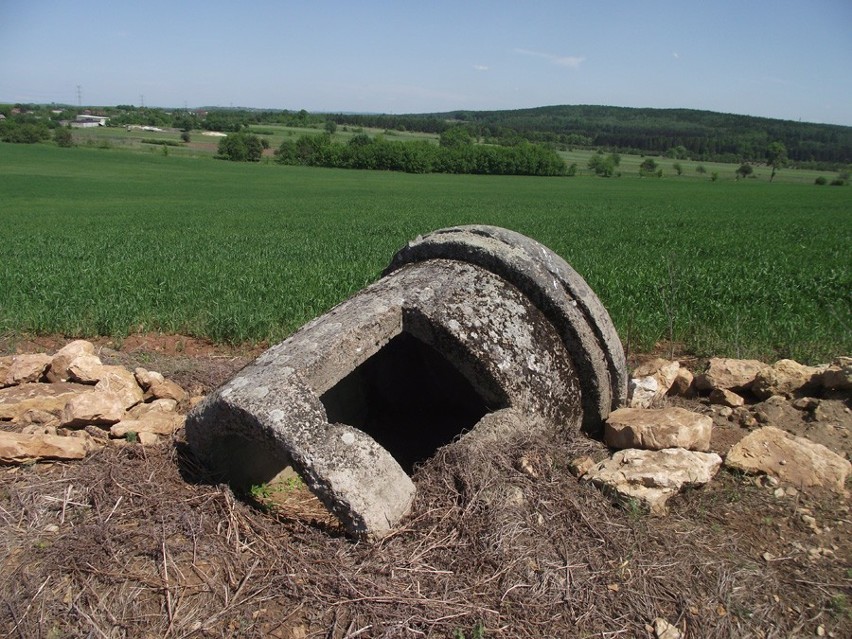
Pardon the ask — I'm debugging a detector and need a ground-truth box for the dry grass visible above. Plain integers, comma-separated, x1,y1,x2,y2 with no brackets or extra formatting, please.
1,426,849,638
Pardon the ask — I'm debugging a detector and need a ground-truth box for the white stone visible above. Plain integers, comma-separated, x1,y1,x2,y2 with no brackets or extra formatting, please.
725,426,851,493
605,407,712,451
585,448,722,514
628,376,659,408
695,358,766,392
61,391,125,427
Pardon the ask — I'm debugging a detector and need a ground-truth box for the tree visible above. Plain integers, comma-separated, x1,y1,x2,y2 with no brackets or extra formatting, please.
439,126,473,149
588,152,620,177
217,132,263,162
180,131,191,143
639,158,657,176
324,120,337,135
54,126,73,148
766,141,787,182
736,163,754,179
672,162,683,176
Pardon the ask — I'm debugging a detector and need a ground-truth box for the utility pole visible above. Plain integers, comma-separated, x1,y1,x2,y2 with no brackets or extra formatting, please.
76,85,82,107
140,94,145,108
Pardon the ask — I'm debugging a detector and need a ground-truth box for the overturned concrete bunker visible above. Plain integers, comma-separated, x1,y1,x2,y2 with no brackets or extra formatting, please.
185,225,627,538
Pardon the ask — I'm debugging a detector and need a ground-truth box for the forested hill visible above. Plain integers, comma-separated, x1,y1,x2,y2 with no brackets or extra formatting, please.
334,105,851,165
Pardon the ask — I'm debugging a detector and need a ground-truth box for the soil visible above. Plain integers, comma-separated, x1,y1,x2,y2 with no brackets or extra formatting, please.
1,335,850,638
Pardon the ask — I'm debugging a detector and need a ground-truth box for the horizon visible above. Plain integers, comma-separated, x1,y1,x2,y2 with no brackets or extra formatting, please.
5,101,850,130
2,1,851,127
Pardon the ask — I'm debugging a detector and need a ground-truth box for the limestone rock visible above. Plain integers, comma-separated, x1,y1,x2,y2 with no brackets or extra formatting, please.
110,412,184,437
0,356,12,387
127,398,178,419
568,455,595,478
0,383,94,421
725,426,851,492
668,366,694,397
628,359,685,407
585,448,722,514
605,407,712,451
821,357,852,392
628,376,659,408
21,423,58,436
66,354,108,384
60,391,125,428
752,359,822,400
95,366,144,409
709,387,745,408
654,618,683,639
145,379,187,403
695,358,766,392
137,431,160,445
0,430,99,463
47,340,96,382
134,367,165,391
4,354,52,386
753,395,799,426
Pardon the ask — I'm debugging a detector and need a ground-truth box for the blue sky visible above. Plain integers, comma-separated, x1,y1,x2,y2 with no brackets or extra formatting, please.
1,0,850,125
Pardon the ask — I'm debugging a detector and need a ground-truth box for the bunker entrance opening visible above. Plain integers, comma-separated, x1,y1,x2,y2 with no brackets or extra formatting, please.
320,332,495,474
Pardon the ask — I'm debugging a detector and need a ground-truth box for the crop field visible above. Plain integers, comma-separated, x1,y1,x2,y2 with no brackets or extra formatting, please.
1,143,849,362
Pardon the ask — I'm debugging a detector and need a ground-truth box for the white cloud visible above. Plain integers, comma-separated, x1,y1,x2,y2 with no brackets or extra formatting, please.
514,48,585,69
473,64,489,72
672,51,680,59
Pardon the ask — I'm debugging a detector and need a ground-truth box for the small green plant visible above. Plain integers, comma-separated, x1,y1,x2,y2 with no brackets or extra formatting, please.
453,621,485,639
284,475,305,491
125,431,138,443
250,483,273,500
828,593,849,618
814,176,827,185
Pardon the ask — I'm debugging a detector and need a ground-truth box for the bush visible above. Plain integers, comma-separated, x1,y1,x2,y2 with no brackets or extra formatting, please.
217,132,263,162
588,152,620,177
141,139,181,147
180,131,190,143
54,127,73,148
567,162,577,177
814,176,827,185
736,163,753,179
696,165,707,174
639,158,657,176
829,178,847,186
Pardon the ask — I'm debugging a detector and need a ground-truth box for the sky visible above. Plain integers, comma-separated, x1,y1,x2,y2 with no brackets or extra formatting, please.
1,0,851,126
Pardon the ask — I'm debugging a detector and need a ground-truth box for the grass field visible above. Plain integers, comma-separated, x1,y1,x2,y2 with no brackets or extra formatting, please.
1,143,849,362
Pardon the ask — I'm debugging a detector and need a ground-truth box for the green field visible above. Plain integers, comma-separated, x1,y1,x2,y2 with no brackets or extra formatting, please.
1,143,849,362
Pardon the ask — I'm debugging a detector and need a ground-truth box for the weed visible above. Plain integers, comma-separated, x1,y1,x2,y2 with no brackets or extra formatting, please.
125,431,138,443
453,621,485,639
250,484,273,500
828,593,849,618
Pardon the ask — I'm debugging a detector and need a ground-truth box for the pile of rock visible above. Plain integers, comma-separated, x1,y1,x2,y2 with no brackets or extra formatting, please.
577,356,851,513
0,340,190,464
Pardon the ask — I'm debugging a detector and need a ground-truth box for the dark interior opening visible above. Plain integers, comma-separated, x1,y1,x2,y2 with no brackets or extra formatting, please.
320,331,491,473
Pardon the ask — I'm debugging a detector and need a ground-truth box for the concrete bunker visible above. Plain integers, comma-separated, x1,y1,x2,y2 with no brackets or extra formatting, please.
186,225,627,538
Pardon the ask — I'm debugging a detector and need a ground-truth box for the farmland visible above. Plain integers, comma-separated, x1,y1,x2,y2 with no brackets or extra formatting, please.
1,143,849,362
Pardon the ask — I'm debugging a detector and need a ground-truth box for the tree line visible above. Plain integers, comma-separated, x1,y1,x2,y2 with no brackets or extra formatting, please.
329,105,851,167
4,101,849,169
268,130,567,176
